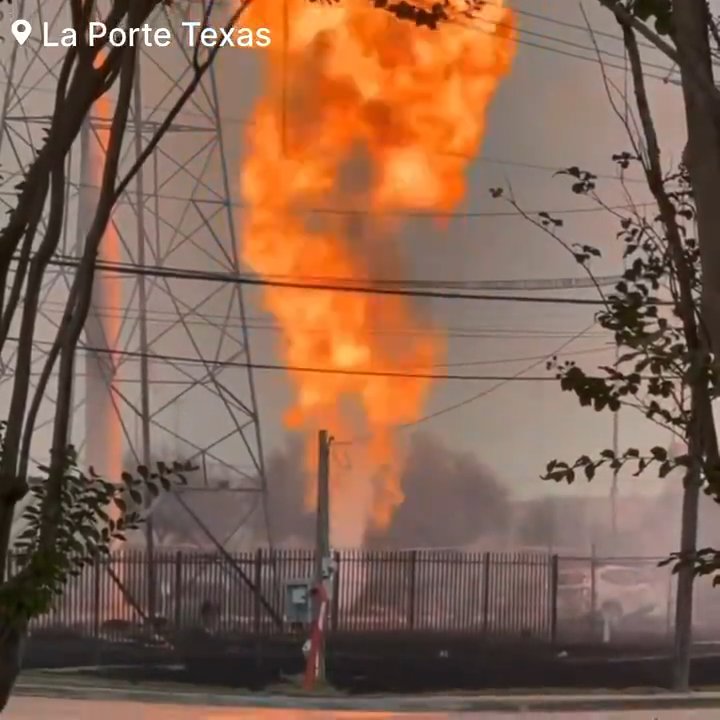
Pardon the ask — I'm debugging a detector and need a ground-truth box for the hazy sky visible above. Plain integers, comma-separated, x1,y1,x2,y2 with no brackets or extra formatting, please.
0,0,691,534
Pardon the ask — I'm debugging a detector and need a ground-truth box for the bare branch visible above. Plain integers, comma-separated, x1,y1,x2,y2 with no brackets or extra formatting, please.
39,27,139,552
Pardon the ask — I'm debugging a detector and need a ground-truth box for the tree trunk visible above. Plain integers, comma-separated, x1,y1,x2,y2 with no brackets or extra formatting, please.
673,453,701,690
0,625,25,712
672,0,720,356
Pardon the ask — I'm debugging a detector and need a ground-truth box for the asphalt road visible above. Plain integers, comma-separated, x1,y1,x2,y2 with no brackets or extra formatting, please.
6,697,720,719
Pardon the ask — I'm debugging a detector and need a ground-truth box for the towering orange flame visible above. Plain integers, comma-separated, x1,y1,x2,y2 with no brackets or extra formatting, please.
88,91,123,486
85,85,125,616
240,0,515,538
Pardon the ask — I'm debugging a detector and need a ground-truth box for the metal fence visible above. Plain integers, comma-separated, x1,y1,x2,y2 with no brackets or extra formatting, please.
19,549,555,641
17,550,720,649
554,555,720,643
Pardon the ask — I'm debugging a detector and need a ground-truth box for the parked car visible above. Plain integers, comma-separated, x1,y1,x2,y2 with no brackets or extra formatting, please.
557,564,659,624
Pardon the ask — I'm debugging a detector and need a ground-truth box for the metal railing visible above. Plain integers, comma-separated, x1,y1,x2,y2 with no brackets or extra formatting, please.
18,549,555,640
17,549,720,652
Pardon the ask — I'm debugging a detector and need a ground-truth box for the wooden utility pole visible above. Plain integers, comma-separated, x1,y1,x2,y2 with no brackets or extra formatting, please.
314,429,332,683
316,430,331,581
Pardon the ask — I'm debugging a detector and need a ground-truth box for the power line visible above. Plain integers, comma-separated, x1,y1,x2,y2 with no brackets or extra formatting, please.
319,3,681,84
0,172,655,217
30,266,623,292
437,344,613,369
513,8,649,45
42,255,630,307
439,10,680,84
399,322,599,427
2,339,599,383
31,297,613,340
505,35,676,83
476,15,679,77
336,322,601,445
512,5,718,77
5,331,612,372
474,155,646,184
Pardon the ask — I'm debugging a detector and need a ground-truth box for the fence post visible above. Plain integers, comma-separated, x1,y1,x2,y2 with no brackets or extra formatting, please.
407,550,417,629
482,552,491,634
174,551,183,628
93,555,101,638
550,554,559,644
331,550,340,632
254,548,263,634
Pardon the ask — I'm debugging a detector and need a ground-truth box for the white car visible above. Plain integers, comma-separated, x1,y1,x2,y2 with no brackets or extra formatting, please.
558,564,659,624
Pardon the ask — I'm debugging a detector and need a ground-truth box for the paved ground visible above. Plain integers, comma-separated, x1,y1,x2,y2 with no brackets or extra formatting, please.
6,697,720,719
11,671,720,716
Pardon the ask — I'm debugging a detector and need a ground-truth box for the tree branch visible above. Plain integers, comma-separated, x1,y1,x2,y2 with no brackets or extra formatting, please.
598,0,720,120
38,31,138,552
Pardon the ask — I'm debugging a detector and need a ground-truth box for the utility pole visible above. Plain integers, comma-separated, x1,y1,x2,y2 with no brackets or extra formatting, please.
314,429,332,684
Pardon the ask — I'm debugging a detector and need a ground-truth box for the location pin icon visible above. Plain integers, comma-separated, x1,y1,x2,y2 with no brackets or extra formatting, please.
11,20,32,47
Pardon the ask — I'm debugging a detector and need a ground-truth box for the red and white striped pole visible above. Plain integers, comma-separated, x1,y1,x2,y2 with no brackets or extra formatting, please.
303,580,329,690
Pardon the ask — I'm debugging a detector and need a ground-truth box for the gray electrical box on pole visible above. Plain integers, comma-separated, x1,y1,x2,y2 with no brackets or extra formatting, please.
284,579,314,625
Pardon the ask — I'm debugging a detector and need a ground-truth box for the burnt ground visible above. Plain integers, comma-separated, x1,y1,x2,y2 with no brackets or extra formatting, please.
20,624,720,694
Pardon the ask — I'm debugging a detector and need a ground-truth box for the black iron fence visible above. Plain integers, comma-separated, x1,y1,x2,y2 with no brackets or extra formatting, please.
20,549,555,641
24,550,712,646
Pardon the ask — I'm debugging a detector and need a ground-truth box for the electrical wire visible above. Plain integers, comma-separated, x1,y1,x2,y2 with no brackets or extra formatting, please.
1,332,613,372
316,3,682,84
0,171,656,216
24,296,614,340
1,336,611,383
457,14,679,78
512,8,653,46
472,155,646,184
40,255,642,307
335,322,602,446
163,272,622,291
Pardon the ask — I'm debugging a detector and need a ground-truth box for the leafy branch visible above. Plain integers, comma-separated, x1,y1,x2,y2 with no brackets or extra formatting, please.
0,430,194,624
543,445,683,484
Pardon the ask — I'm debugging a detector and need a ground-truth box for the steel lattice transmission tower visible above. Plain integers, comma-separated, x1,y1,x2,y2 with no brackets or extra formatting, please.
0,0,271,548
